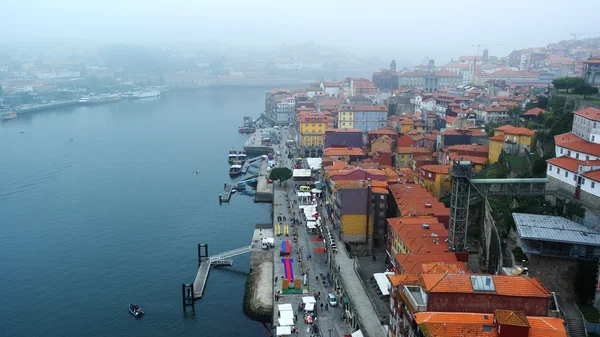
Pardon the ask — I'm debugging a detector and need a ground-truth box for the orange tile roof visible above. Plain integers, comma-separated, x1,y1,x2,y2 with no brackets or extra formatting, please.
523,107,547,116
420,273,550,298
420,165,450,174
421,262,467,274
449,153,488,165
373,134,394,144
395,252,460,274
368,126,397,135
555,132,600,157
397,146,432,154
323,147,366,156
442,129,487,136
494,124,536,136
582,169,600,182
447,144,489,153
353,105,387,111
387,274,419,287
494,309,530,327
546,156,581,172
414,312,567,337
323,161,349,171
574,107,600,122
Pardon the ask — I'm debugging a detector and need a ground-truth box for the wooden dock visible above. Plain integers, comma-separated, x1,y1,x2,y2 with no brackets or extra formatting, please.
193,260,211,299
220,183,234,202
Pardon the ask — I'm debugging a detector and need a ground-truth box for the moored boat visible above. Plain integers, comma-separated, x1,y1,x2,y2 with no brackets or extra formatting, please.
228,150,238,164
237,150,247,163
0,112,17,120
229,164,242,177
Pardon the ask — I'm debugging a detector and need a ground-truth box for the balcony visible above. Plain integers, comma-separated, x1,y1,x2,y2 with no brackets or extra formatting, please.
403,286,427,312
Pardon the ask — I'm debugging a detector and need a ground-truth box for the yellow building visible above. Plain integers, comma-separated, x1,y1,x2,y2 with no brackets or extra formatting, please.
394,147,432,168
417,165,451,198
399,118,414,133
337,106,355,129
370,135,393,155
488,125,537,164
298,113,331,148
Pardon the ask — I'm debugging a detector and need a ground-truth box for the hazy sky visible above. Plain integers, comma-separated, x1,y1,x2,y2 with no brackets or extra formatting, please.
2,0,599,66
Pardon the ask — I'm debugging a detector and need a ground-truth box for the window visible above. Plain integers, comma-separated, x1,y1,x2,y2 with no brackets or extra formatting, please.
549,165,553,172
568,150,571,156
565,171,568,178
557,168,561,174
574,174,576,181
582,178,586,185
593,182,596,188
379,211,385,217
560,148,564,154
576,153,580,159
380,195,385,200
593,135,596,142
587,155,590,161
594,122,597,128
523,136,527,141
428,173,432,178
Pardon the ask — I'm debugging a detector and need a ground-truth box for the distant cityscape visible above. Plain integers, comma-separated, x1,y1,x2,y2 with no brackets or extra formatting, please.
254,35,600,337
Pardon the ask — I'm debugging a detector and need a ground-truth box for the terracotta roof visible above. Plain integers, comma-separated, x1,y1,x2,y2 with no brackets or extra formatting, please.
546,156,581,172
488,134,504,142
323,161,349,171
353,105,387,111
414,312,567,337
523,107,547,116
582,169,600,182
494,309,530,327
395,252,460,274
574,107,600,122
447,144,489,153
555,132,600,157
420,165,450,174
368,126,397,135
421,262,467,274
420,273,550,297
495,124,536,136
442,129,487,136
387,274,418,287
449,153,488,165
323,147,366,156
396,147,432,154
373,135,393,144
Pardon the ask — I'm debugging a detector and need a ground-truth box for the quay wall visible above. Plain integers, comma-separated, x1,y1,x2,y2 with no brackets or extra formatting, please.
243,224,274,323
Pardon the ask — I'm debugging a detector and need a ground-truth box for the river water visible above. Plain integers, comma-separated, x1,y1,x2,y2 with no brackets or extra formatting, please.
0,88,272,337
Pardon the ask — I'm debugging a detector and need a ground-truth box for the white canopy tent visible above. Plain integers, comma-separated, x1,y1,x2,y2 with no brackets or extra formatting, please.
278,310,294,326
351,330,364,337
300,205,317,219
306,158,323,171
305,302,315,312
311,189,322,194
302,296,316,304
373,272,394,296
292,169,311,179
306,222,317,229
276,326,292,336
278,303,293,312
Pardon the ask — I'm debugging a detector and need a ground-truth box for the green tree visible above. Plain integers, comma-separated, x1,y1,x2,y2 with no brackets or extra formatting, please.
508,106,522,118
537,95,548,109
269,167,293,184
573,83,599,97
553,76,586,93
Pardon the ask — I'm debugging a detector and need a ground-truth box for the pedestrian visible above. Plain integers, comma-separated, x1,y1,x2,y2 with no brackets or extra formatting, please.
318,291,321,298
320,303,324,310
372,255,376,262
316,275,319,281
325,303,328,311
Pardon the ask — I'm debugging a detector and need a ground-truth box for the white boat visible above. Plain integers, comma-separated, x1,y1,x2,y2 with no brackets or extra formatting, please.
133,90,161,99
1,112,17,120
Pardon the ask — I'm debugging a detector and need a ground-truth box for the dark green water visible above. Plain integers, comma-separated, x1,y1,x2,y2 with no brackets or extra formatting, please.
0,88,271,337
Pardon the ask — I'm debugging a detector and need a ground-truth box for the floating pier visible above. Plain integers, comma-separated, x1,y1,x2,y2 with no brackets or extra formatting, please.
220,183,234,203
183,243,253,304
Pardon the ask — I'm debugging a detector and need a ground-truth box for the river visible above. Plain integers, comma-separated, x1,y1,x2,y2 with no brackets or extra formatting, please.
0,88,273,337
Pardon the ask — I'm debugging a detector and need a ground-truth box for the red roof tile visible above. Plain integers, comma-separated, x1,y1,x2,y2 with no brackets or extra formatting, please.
495,124,536,136
523,107,547,116
546,156,581,172
555,132,600,157
574,107,600,122
420,273,550,297
421,165,450,174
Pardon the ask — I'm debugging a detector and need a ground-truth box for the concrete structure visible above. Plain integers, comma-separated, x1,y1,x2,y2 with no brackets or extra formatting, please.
583,56,600,88
546,107,600,207
397,60,461,92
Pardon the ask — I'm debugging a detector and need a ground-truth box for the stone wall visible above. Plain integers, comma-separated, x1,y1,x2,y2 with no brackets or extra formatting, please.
580,189,600,209
243,250,274,323
527,255,579,301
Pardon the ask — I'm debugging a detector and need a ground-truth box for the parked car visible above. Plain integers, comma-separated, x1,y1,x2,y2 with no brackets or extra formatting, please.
327,293,337,307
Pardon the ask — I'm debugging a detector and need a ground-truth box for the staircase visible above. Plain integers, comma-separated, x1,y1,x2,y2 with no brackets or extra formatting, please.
558,298,588,337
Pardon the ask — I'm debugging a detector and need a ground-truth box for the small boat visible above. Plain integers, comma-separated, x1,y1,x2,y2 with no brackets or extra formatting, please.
228,150,238,164
234,182,246,191
229,164,242,177
237,150,247,164
231,189,237,194
129,304,144,317
0,112,17,120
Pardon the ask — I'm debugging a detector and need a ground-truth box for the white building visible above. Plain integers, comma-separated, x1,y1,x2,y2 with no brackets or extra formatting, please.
319,81,343,98
275,98,295,124
547,107,600,208
307,88,324,99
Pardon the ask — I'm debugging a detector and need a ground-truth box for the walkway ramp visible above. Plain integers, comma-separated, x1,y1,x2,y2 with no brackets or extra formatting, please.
190,245,252,299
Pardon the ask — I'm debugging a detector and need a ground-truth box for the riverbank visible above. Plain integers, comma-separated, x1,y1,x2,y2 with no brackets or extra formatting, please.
243,224,274,323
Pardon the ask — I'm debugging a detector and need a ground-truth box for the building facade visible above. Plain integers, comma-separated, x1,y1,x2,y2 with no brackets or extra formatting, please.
583,56,600,88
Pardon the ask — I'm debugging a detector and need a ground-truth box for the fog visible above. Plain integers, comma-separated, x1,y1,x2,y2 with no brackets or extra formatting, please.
2,0,599,66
